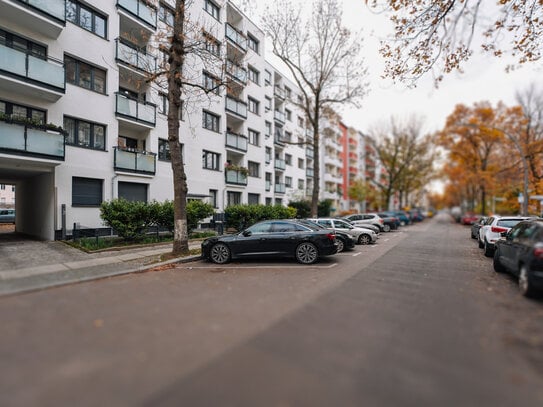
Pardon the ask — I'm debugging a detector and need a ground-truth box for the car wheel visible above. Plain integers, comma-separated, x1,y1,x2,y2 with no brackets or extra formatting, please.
493,249,505,273
336,238,345,253
358,234,371,245
484,240,494,257
296,242,319,264
400,221,406,226
478,237,484,248
519,264,537,298
383,224,391,232
209,243,231,264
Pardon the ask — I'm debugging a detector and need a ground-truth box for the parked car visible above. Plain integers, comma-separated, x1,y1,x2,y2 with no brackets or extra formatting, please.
470,216,487,239
307,218,378,245
0,209,15,223
377,212,400,231
479,216,534,257
342,213,385,232
341,219,380,234
493,220,543,297
408,209,425,222
299,219,355,253
461,213,480,225
393,211,411,226
201,219,338,264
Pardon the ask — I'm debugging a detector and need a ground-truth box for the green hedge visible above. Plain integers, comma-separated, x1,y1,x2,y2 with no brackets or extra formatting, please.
224,204,297,231
100,199,214,240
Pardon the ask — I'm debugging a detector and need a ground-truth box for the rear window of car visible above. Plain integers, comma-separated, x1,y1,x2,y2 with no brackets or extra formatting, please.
497,219,523,228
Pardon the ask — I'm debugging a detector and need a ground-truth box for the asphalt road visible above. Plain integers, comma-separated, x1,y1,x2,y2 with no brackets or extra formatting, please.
1,213,543,406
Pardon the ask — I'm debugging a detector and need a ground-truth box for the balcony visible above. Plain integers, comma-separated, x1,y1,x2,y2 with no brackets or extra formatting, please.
117,0,157,29
116,39,157,74
225,23,247,52
0,44,64,101
225,131,248,152
349,152,357,159
226,60,247,84
0,119,65,160
115,93,156,127
274,110,285,124
225,96,247,119
225,169,248,185
274,158,286,171
274,86,285,99
306,168,314,178
2,0,65,38
274,183,286,194
306,147,314,158
349,166,358,174
114,147,156,175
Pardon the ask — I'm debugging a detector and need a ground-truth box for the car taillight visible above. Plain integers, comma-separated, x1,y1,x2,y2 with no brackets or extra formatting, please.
491,226,508,233
379,218,384,224
534,247,543,258
326,233,336,241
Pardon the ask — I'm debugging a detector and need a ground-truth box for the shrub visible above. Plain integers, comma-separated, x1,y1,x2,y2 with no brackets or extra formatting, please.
100,199,150,240
186,200,215,232
318,199,334,217
225,204,297,231
288,200,311,218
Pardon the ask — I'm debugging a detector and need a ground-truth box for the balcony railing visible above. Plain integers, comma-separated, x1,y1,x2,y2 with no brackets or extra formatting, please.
225,96,247,118
349,166,358,174
274,110,285,123
274,86,285,99
306,168,314,177
274,183,286,194
274,158,286,170
0,120,65,160
225,131,248,152
0,44,65,92
115,93,156,126
225,169,248,185
225,23,247,51
15,0,66,22
117,0,157,28
116,39,157,73
226,60,247,84
114,147,156,175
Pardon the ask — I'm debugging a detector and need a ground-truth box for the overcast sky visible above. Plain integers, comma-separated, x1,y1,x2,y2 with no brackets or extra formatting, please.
239,0,543,135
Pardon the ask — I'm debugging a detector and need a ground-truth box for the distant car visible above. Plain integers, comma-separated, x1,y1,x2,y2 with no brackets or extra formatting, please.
377,212,400,232
307,218,378,245
393,211,411,226
342,213,385,231
493,220,543,297
201,219,338,264
299,219,355,253
0,209,15,223
470,216,487,239
461,213,479,225
479,216,534,257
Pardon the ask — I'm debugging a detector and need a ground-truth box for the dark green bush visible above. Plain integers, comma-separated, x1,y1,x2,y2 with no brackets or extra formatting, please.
318,199,334,217
100,199,150,240
288,200,311,218
224,204,297,231
186,200,214,232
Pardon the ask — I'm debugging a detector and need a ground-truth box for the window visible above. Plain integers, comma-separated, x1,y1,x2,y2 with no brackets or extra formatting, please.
248,129,260,146
0,100,45,124
285,109,292,121
118,181,148,202
203,71,220,95
65,55,106,93
284,87,292,99
72,177,103,206
266,197,272,206
66,0,107,38
265,147,272,163
275,198,282,205
284,131,292,142
265,96,272,111
264,70,272,85
159,93,183,119
248,97,259,115
248,66,259,84
248,193,260,205
203,31,220,56
227,191,241,206
0,185,4,190
297,94,303,104
265,121,272,138
202,150,220,170
202,110,220,132
298,179,305,190
298,116,304,127
64,117,105,150
298,158,304,169
247,34,259,54
285,176,292,188
204,0,220,20
248,161,260,178
285,154,292,165
0,29,46,59
158,138,172,161
209,189,218,208
159,3,174,26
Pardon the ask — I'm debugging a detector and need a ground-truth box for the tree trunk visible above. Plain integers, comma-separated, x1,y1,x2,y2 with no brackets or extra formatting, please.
311,106,320,217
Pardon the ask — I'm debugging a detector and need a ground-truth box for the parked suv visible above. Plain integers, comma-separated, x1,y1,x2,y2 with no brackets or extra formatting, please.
479,215,534,257
308,218,378,245
342,213,385,232
0,209,15,223
493,219,543,297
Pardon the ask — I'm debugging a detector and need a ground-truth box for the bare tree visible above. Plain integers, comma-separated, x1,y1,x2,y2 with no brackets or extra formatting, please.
366,0,543,86
263,0,369,216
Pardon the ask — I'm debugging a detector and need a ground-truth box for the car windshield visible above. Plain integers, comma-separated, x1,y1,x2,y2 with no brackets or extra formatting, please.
497,219,524,228
334,220,351,228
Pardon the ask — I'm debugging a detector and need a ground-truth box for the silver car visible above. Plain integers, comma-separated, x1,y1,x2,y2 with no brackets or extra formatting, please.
308,218,378,245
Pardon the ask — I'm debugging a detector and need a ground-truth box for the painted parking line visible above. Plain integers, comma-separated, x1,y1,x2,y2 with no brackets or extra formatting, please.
181,263,339,269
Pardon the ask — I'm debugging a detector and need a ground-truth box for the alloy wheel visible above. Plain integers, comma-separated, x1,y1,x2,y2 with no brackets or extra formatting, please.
210,243,231,264
296,242,318,264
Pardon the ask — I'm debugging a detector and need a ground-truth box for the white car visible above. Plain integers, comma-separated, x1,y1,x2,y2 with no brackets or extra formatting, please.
308,218,378,244
478,216,534,257
342,213,385,232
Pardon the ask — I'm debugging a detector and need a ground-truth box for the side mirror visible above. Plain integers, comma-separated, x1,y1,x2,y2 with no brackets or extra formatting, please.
242,230,252,237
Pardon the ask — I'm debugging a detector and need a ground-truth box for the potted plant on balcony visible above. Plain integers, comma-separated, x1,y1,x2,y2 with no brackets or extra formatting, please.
224,162,249,176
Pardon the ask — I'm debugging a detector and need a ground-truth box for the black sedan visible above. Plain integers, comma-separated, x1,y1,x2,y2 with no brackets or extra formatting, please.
201,219,339,264
493,219,543,297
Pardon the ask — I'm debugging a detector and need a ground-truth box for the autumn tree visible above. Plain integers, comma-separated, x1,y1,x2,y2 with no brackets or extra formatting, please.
263,0,369,216
366,0,543,85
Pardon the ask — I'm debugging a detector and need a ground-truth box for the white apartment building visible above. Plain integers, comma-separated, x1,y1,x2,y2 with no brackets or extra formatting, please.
0,183,15,207
0,0,312,240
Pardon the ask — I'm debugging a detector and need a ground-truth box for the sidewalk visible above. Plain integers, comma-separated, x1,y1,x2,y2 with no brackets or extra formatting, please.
0,237,202,296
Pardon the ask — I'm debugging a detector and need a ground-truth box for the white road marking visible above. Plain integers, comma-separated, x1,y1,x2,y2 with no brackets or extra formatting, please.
353,252,362,257
182,263,338,269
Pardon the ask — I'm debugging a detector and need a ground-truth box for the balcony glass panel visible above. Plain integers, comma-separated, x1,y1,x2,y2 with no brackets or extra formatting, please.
274,110,285,123
274,86,285,99
225,132,248,151
116,93,156,125
265,180,271,191
117,0,156,27
226,60,247,83
21,0,66,21
225,96,247,118
274,158,286,170
117,41,156,72
225,23,247,50
275,183,286,193
306,168,314,177
0,121,64,159
115,148,156,174
0,122,26,151
0,45,26,77
225,169,247,185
